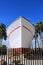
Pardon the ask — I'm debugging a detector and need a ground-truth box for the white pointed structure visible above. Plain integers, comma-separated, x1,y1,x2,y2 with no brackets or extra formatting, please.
7,17,35,49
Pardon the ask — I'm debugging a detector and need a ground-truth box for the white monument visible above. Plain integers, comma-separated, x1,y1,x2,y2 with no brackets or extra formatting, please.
7,17,35,49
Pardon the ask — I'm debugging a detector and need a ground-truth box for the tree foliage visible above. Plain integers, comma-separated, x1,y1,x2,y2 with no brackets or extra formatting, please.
35,21,43,35
0,45,7,55
0,23,7,40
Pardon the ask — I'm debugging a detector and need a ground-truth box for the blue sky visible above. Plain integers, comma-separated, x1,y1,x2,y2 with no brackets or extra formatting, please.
0,0,43,28
0,0,43,48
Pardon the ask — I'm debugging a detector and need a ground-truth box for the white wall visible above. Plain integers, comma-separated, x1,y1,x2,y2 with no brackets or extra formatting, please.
21,18,35,48
7,17,35,48
7,18,22,48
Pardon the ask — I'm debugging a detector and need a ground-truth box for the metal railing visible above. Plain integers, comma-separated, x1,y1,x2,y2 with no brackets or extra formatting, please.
0,47,43,65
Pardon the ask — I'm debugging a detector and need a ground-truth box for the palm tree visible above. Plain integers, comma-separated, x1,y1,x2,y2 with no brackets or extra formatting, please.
33,22,43,58
1,45,7,62
0,23,7,61
0,23,7,46
0,46,2,55
36,22,43,47
36,21,43,59
2,45,7,55
34,28,38,47
33,26,38,59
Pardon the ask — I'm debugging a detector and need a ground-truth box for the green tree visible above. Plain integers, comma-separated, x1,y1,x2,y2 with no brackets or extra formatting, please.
0,46,2,55
0,23,7,46
33,26,38,57
34,27,38,47
36,22,43,47
1,45,7,55
35,21,43,59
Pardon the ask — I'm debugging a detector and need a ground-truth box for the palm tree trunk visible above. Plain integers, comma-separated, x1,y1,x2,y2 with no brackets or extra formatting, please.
40,31,42,60
0,38,2,46
40,31,42,48
40,31,43,64
35,38,36,54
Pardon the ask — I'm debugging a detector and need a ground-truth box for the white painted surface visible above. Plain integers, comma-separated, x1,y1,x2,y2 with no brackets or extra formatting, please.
21,18,35,48
7,17,35,48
